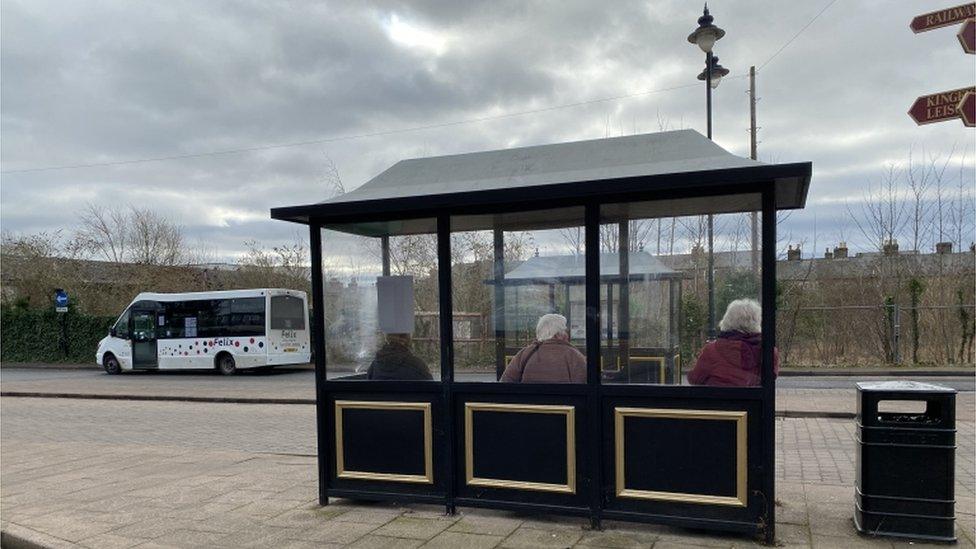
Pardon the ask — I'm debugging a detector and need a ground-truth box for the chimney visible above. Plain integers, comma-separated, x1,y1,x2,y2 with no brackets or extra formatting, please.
935,242,953,254
787,245,801,261
883,239,899,256
824,247,833,259
833,241,848,259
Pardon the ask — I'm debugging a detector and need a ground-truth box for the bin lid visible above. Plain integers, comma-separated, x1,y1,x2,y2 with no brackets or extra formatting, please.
856,380,956,393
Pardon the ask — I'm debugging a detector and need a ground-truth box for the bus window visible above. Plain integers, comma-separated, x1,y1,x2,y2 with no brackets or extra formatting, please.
114,311,130,339
271,295,305,330
132,311,156,341
230,297,264,336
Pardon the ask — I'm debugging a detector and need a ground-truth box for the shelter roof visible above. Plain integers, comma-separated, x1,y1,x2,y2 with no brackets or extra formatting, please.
272,129,811,234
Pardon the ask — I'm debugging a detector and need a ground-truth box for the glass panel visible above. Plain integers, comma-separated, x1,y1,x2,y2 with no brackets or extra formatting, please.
451,207,586,383
322,218,440,381
600,195,764,386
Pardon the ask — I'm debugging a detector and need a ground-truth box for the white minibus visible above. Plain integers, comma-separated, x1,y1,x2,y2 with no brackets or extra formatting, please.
96,289,310,375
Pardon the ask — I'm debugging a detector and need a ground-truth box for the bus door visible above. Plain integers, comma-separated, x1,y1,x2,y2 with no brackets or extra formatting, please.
131,309,159,369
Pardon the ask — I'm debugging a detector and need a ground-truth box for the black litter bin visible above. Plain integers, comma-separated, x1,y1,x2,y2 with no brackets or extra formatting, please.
855,381,957,542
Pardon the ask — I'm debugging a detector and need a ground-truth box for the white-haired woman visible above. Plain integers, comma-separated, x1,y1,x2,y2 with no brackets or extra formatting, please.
687,299,779,387
501,313,586,383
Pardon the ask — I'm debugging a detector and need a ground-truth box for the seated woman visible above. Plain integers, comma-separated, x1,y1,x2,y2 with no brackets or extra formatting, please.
501,314,586,383
688,299,779,387
367,333,433,380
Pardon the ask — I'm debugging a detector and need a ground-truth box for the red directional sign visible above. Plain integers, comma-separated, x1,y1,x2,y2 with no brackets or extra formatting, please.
911,3,976,33
959,91,976,126
908,87,975,125
959,18,976,53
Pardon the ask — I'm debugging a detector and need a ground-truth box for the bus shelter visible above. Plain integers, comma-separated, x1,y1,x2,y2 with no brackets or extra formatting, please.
271,129,812,542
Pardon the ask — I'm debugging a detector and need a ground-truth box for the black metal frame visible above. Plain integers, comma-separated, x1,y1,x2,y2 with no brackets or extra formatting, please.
294,171,801,543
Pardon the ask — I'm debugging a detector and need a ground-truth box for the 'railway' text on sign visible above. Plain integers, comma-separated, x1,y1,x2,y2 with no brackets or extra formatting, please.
910,3,976,33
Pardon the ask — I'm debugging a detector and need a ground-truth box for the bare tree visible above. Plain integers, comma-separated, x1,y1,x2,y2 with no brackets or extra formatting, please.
76,203,128,263
848,164,907,252
76,204,187,266
950,150,975,250
237,236,310,293
0,230,77,308
128,207,185,266
598,222,655,253
323,155,345,198
560,227,584,256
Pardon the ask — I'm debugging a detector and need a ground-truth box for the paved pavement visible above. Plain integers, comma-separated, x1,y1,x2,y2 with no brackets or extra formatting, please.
3,369,974,418
2,395,974,548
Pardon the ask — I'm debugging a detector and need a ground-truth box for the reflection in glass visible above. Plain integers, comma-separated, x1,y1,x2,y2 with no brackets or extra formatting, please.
450,207,587,383
601,197,763,385
322,221,439,380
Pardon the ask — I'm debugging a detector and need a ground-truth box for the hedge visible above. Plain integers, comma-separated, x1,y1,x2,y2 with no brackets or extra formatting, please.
1,305,115,363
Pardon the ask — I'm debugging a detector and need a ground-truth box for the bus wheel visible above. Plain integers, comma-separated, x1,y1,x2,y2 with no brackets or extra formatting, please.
216,353,236,376
103,354,121,375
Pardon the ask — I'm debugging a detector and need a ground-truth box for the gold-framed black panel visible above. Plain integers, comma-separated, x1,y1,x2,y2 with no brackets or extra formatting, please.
464,402,577,494
335,400,434,484
614,407,747,507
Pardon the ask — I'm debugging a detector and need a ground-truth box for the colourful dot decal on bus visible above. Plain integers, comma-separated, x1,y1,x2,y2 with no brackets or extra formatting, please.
258,342,264,348
234,341,240,347
243,347,249,352
249,338,255,344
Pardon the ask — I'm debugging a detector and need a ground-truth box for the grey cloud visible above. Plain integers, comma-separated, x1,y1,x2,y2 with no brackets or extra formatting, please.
2,0,973,262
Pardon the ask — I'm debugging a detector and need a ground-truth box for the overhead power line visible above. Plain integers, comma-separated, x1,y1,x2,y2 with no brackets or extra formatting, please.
2,0,836,176
758,0,838,71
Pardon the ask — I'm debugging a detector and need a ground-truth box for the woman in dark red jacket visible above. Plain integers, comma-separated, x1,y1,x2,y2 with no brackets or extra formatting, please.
688,299,779,387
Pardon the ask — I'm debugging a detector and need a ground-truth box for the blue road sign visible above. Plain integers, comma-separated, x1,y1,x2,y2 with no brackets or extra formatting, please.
55,289,68,312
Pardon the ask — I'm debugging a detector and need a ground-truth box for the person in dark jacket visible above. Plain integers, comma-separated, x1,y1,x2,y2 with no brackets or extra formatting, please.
367,333,433,381
688,299,779,387
501,314,586,383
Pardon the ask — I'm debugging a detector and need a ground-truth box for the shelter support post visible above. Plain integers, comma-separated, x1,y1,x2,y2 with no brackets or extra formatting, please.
493,227,506,380
437,215,457,514
606,284,613,354
618,221,630,382
669,279,681,383
584,204,603,530
309,223,329,506
565,285,572,338
760,186,777,543
707,214,715,337
381,236,391,276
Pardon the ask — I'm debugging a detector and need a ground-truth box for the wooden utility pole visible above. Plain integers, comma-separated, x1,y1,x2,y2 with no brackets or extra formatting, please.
749,65,759,275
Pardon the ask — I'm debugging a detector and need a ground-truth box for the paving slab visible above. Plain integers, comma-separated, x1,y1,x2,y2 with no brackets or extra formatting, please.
2,395,974,548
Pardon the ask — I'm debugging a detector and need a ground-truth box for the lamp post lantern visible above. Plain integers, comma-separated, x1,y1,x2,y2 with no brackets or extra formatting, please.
688,4,728,337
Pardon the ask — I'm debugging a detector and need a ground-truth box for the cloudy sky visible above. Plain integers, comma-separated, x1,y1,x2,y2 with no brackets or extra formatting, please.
2,0,974,261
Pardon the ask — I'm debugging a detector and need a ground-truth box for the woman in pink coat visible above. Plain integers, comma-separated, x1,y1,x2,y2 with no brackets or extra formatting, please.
688,299,779,387
501,314,586,384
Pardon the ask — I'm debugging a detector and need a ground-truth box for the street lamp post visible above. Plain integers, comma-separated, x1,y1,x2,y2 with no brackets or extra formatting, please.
688,4,728,338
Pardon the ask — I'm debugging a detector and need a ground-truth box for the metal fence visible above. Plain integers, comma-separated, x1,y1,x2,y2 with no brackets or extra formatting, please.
777,304,976,366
